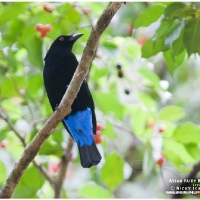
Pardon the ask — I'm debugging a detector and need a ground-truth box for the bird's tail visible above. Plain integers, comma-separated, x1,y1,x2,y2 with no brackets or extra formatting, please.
78,142,102,168
63,108,102,168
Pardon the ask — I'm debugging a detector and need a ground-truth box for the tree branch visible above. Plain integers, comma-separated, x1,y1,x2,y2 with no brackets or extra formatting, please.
0,2,123,198
54,137,74,198
0,108,54,186
0,108,26,147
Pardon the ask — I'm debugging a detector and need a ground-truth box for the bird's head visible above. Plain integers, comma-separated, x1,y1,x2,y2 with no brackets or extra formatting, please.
50,33,83,50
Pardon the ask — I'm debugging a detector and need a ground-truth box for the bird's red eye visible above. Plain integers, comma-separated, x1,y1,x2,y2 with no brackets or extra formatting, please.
59,37,64,41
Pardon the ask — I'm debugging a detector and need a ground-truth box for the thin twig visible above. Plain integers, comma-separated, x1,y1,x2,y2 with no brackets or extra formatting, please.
0,108,54,186
32,160,55,186
0,108,26,147
54,137,74,198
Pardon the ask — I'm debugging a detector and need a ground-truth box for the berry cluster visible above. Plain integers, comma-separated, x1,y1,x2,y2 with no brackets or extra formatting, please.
35,24,52,38
94,123,103,144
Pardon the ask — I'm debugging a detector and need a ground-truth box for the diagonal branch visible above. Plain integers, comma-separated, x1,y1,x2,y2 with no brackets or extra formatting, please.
0,2,123,198
0,108,54,186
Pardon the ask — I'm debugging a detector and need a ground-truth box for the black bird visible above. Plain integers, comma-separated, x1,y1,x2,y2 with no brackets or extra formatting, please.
43,34,102,168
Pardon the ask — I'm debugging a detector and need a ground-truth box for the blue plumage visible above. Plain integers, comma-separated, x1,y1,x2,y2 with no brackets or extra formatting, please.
63,108,94,147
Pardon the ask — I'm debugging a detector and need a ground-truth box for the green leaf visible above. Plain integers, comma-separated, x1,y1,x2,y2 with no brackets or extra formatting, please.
41,96,52,117
138,68,163,90
175,50,186,66
172,29,185,56
102,40,118,49
163,139,196,165
52,130,64,144
173,7,196,19
173,122,200,144
0,161,7,187
1,76,27,98
163,50,178,76
0,3,29,27
35,12,57,24
5,49,17,72
142,37,168,58
123,37,141,59
164,2,186,19
27,74,43,97
90,65,109,81
183,18,200,56
1,99,22,120
0,128,8,141
92,91,125,120
156,20,172,39
102,121,116,139
131,106,149,136
135,4,165,28
159,106,185,122
138,93,156,109
23,35,43,68
38,181,54,198
165,20,184,47
39,139,62,157
101,152,124,190
13,165,45,198
164,149,190,170
8,18,24,35
79,184,114,198
185,144,200,160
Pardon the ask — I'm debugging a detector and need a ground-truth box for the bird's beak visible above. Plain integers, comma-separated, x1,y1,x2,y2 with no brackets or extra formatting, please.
69,33,84,41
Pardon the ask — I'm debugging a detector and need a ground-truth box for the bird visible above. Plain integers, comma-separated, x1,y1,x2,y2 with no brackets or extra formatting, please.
43,33,102,168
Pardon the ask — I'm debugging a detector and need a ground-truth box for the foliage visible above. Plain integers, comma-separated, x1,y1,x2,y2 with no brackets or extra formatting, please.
0,2,200,198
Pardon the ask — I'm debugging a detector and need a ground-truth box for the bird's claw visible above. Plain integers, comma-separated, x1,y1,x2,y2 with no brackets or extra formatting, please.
55,104,59,111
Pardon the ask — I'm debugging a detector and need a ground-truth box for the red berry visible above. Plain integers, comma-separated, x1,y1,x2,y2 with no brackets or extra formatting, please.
40,30,47,38
96,123,103,131
35,23,43,31
82,7,90,15
94,134,103,144
35,24,52,38
0,140,8,148
137,37,148,46
158,124,166,133
48,162,61,173
43,24,52,32
43,4,53,13
156,155,165,166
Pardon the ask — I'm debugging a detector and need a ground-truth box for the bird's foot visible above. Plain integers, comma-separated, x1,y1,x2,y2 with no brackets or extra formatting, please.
55,104,59,111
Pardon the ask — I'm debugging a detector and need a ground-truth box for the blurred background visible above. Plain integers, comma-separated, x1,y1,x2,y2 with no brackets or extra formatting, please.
0,2,200,198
